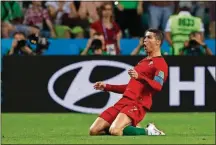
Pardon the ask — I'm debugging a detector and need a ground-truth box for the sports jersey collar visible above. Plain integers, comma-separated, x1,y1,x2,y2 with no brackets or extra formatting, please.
178,11,191,16
146,56,163,60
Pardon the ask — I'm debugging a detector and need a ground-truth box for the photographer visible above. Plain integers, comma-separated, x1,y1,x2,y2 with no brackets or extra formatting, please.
8,32,36,56
27,34,50,55
81,33,107,55
180,31,213,56
131,37,146,55
8,32,50,56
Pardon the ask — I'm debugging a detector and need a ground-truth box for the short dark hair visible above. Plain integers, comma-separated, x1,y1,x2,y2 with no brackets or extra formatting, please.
145,28,164,46
13,32,26,38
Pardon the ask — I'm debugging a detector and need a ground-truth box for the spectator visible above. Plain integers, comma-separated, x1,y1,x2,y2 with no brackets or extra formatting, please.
90,2,122,55
1,1,39,38
141,2,150,33
131,37,146,55
192,2,210,38
60,2,89,38
45,1,72,38
1,1,23,24
209,2,215,38
46,1,88,38
114,1,143,38
23,1,56,38
45,1,77,25
8,32,36,56
165,2,205,55
78,2,104,23
192,2,207,20
148,2,174,31
81,32,106,55
180,31,212,56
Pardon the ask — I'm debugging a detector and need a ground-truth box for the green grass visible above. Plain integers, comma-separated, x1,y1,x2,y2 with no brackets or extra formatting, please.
2,113,215,144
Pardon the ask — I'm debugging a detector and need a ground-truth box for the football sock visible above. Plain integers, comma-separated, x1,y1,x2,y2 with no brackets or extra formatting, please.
123,126,147,136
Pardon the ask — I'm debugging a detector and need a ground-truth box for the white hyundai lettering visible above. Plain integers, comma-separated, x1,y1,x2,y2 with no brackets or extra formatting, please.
48,60,132,114
169,67,205,106
207,66,216,81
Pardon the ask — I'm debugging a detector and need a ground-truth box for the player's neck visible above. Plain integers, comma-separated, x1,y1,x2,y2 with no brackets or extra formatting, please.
147,50,161,58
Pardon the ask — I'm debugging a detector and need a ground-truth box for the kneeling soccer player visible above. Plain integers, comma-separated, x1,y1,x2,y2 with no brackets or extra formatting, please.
89,29,168,136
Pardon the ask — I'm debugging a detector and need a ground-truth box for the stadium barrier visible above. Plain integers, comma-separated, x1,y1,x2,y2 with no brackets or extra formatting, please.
1,38,216,56
2,56,216,113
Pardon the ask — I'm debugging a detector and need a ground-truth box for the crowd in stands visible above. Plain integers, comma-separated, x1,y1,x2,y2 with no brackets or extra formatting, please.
1,1,215,56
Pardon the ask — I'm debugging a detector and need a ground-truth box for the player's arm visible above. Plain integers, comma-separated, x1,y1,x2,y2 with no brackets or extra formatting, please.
137,71,164,91
94,82,127,94
104,84,127,94
128,69,165,91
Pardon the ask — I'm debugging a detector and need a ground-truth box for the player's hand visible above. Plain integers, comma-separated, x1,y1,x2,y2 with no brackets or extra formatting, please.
93,82,106,90
128,69,138,79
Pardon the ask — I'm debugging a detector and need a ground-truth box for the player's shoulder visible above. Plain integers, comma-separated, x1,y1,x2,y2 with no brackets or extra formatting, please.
152,56,168,69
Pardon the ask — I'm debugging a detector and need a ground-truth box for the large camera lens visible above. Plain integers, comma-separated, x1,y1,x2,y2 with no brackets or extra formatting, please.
91,39,102,50
17,40,26,48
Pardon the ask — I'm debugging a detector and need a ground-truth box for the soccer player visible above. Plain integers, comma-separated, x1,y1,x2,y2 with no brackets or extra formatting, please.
89,28,168,136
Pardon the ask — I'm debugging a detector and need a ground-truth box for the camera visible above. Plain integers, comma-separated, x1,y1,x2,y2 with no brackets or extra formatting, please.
188,39,200,49
9,33,50,56
188,31,201,49
11,39,27,55
90,39,103,52
28,34,50,55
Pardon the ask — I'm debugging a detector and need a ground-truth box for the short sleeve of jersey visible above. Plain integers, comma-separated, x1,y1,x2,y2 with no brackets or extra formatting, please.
165,18,171,32
200,22,205,32
90,21,99,30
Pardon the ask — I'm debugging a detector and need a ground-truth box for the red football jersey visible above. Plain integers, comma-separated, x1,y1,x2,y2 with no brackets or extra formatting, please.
105,56,168,110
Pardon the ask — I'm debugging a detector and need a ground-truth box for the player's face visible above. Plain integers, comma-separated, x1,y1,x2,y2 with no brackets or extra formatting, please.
143,32,160,53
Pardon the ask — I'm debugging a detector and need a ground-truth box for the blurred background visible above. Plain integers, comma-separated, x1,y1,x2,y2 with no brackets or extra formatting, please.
1,1,215,56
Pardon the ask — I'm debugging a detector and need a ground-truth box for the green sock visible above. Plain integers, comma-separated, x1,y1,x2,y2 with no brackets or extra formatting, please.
123,126,147,136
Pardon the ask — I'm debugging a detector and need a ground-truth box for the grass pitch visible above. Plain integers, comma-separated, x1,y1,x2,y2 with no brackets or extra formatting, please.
2,113,215,144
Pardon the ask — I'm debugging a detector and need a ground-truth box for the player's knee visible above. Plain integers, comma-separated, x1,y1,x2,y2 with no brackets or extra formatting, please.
89,127,99,136
109,127,122,136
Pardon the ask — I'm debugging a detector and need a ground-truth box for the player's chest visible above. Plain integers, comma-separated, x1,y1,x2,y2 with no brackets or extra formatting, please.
134,59,155,77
